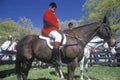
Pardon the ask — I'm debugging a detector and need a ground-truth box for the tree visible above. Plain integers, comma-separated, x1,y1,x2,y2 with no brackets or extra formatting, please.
18,17,41,36
0,18,40,43
18,17,33,31
82,0,120,36
0,19,19,37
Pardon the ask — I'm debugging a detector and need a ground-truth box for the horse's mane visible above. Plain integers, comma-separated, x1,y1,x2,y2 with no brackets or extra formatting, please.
73,22,101,30
63,22,101,34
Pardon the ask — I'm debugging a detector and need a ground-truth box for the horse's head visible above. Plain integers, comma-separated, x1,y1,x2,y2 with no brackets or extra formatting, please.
97,16,112,47
97,16,111,40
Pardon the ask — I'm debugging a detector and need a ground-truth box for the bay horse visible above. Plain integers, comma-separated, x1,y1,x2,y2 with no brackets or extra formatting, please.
15,16,112,80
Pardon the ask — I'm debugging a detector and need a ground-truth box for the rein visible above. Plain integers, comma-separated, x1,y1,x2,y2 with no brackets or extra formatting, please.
64,33,80,46
86,24,102,43
65,32,83,41
100,23,112,49
64,30,83,46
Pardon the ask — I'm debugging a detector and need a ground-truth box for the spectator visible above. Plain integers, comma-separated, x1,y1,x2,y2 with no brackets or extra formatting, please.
8,39,19,52
66,22,74,30
92,49,100,63
1,35,13,52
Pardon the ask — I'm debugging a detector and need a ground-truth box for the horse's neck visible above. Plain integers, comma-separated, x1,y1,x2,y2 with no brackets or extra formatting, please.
76,27,98,46
64,22,100,47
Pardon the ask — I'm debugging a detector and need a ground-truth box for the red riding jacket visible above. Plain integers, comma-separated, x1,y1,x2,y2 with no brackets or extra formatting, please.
41,9,59,36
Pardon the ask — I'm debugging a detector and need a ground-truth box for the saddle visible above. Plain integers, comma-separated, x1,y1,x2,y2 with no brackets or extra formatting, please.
39,33,67,49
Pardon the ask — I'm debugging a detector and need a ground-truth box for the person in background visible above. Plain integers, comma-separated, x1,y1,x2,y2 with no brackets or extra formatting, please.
1,35,13,52
8,39,19,53
92,49,100,63
41,2,62,66
66,22,74,30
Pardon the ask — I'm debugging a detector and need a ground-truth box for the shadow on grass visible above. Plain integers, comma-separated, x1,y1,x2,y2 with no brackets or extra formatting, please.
28,78,51,80
0,69,15,78
50,71,100,80
50,71,68,79
50,71,80,80
89,76,100,80
75,75,100,80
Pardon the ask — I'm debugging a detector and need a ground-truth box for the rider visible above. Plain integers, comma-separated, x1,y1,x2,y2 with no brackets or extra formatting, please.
66,22,74,30
41,2,62,66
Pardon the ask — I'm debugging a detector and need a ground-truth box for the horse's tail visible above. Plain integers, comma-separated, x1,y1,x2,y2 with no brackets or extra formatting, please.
15,55,21,79
15,50,29,80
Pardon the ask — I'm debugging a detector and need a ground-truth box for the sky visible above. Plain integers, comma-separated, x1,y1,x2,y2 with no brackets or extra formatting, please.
0,0,85,29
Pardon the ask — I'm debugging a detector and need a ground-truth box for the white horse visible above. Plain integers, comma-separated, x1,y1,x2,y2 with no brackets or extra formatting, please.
79,36,116,80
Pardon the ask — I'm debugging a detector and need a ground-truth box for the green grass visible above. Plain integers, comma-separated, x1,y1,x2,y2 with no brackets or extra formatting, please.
87,65,120,80
0,64,14,71
0,64,120,80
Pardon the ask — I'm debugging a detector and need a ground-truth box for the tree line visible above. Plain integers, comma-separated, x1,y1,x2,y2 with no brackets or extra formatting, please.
0,17,40,43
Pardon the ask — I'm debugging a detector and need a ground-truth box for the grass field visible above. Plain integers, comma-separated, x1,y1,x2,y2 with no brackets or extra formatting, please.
0,64,120,80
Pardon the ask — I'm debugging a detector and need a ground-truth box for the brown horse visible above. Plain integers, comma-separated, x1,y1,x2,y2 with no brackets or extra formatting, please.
15,16,112,80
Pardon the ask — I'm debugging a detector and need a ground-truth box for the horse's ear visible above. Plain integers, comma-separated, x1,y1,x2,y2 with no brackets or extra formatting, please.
102,16,110,27
103,16,107,23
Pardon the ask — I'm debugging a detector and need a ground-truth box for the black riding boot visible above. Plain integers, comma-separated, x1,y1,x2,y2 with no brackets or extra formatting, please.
52,48,60,67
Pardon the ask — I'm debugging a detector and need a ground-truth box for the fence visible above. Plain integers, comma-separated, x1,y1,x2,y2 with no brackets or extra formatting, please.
89,48,120,66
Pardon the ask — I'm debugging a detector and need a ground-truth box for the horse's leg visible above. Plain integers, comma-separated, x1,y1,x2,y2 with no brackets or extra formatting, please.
84,58,91,80
106,51,112,66
55,65,64,78
83,47,91,80
79,57,85,80
16,59,22,80
67,58,78,80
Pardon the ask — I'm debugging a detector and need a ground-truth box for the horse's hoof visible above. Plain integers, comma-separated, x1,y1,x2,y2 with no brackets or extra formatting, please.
80,78,84,80
61,76,64,79
87,78,91,80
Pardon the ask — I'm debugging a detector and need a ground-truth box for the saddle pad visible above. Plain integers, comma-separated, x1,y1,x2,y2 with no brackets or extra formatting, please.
39,34,67,49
